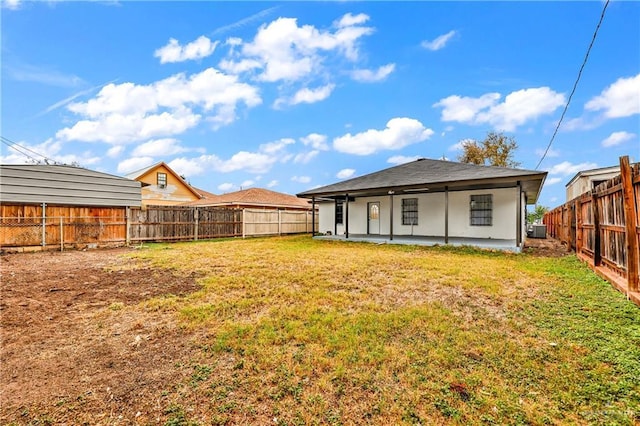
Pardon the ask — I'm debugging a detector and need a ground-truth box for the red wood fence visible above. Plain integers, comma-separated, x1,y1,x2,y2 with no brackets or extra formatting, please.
544,156,639,306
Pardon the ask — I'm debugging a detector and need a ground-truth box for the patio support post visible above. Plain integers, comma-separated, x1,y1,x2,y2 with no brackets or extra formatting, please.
311,197,316,237
389,190,394,240
444,186,449,244
516,181,522,247
345,193,349,239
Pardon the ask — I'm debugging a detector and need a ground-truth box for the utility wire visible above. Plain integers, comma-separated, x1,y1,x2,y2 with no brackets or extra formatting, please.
535,0,610,170
0,135,59,165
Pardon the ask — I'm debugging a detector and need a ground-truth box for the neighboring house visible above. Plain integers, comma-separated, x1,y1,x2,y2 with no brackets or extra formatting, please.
183,187,313,211
0,164,141,208
126,162,203,206
0,164,141,249
297,158,547,251
565,165,620,201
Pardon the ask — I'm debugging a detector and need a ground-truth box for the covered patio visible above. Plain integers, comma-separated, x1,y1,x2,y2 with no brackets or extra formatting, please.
313,233,521,252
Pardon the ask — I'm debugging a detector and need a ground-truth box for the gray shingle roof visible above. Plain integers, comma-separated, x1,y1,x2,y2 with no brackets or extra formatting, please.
297,158,547,202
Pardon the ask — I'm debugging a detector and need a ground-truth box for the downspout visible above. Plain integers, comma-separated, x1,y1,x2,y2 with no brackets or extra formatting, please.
311,197,315,237
334,198,338,236
516,182,522,248
388,190,394,240
345,193,349,239
444,186,449,244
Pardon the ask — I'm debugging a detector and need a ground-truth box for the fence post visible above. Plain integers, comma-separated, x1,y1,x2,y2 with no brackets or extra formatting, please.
125,207,131,246
575,197,582,255
194,208,199,241
278,210,282,236
41,202,46,247
592,191,601,267
242,209,246,239
60,217,64,252
620,156,639,292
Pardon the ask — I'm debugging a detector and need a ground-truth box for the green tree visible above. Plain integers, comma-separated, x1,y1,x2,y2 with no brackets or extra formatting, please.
458,131,520,168
527,205,548,224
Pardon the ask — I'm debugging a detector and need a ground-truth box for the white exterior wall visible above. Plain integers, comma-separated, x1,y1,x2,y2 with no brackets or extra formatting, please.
317,187,519,240
448,187,518,239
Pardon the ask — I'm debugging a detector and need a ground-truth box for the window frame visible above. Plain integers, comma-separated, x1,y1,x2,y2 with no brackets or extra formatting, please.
157,172,167,189
470,194,493,226
402,198,418,226
335,201,344,225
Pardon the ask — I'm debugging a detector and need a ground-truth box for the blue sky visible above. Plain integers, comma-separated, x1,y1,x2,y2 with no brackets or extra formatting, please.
2,1,639,207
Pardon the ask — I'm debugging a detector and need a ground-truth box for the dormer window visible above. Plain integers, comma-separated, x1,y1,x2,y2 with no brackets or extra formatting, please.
157,172,167,189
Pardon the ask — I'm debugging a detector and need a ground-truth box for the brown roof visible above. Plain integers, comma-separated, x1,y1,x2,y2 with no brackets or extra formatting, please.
183,187,312,209
191,186,220,200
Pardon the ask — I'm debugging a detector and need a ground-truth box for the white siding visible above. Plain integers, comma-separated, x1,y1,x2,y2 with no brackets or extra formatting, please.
448,187,517,239
317,187,519,240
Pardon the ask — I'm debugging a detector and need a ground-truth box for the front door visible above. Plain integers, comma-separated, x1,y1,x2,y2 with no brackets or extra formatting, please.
368,202,380,235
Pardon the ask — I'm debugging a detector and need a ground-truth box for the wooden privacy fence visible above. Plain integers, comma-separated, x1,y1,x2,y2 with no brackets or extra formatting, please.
544,156,639,306
0,205,317,250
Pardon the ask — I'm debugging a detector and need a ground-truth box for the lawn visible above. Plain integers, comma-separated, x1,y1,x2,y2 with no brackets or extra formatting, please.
4,235,639,425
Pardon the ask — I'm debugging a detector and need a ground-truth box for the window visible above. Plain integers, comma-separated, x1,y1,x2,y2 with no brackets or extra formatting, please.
335,201,343,225
402,198,418,225
470,194,492,226
157,172,167,189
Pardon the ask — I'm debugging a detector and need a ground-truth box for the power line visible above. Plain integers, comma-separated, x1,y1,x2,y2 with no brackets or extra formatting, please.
0,136,59,165
535,0,610,170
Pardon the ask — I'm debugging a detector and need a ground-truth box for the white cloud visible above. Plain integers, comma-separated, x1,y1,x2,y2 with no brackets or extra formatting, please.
336,168,355,179
294,150,319,164
218,182,235,192
333,117,434,155
336,13,369,28
292,175,312,183
240,180,255,188
276,84,335,108
132,138,190,157
421,30,457,51
107,145,125,158
220,14,374,83
535,147,560,158
585,73,640,118
434,87,565,131
602,131,636,147
154,36,218,64
387,155,422,165
448,138,474,152
2,0,21,10
58,68,261,144
267,179,278,188
545,177,563,186
0,138,100,167
6,62,85,88
300,133,329,150
548,161,598,176
211,6,279,37
117,156,155,174
259,138,295,154
350,63,395,83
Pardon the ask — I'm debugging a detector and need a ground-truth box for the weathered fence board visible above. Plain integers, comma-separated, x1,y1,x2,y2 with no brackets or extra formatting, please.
544,156,639,306
1,204,315,250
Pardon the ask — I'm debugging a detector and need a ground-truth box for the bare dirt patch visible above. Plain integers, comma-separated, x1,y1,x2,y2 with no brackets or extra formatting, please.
523,237,570,258
0,248,202,424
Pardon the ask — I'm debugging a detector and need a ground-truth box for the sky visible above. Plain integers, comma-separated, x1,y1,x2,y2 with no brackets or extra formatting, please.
1,1,639,207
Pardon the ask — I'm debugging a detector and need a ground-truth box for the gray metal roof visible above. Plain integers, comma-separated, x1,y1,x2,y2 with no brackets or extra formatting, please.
297,158,547,204
0,164,142,207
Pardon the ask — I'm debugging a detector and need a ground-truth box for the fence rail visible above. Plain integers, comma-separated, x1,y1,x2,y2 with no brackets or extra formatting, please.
0,205,317,250
544,156,639,307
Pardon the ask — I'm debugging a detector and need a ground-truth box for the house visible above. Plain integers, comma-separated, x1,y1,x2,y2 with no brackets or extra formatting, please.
565,165,620,201
297,158,547,251
182,187,313,211
126,161,203,206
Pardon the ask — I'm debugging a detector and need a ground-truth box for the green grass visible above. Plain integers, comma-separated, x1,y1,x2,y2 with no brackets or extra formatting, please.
129,236,639,425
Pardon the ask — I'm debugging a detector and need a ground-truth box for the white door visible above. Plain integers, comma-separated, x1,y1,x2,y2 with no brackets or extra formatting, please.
368,202,380,235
